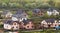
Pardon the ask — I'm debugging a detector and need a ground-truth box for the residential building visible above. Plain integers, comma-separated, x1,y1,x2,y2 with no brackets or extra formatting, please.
41,19,58,28
12,10,28,22
33,9,44,16
47,8,59,16
1,10,13,18
23,19,35,29
4,20,19,30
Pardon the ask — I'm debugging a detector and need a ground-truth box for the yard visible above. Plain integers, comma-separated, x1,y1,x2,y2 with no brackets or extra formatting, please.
19,29,60,33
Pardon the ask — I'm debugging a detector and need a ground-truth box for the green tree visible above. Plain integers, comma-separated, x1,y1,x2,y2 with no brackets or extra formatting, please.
27,11,33,18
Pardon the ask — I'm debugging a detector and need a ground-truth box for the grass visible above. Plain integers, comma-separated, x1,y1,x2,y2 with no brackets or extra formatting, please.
19,29,60,33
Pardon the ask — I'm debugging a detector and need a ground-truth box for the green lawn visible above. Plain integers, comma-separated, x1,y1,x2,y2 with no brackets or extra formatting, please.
19,29,60,33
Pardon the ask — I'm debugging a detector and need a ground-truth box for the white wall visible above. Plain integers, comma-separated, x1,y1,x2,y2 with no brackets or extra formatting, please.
4,24,12,30
47,11,53,16
6,12,12,17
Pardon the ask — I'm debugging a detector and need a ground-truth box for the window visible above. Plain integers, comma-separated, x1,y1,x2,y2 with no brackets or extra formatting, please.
12,27,14,28
27,26,29,28
14,23,16,25
32,26,34,28
13,22,17,25
16,27,18,28
24,15,26,16
55,25,57,26
59,25,60,26
7,26,8,28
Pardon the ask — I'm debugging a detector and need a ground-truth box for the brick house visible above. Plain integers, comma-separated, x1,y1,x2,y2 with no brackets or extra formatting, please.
19,19,35,30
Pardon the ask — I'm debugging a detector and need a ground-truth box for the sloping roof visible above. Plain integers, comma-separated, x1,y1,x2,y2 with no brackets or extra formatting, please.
45,19,55,23
48,8,58,12
33,9,41,13
2,10,10,15
4,20,12,24
48,8,53,11
12,12,27,19
11,21,20,24
4,20,19,25
16,9,24,14
23,19,32,25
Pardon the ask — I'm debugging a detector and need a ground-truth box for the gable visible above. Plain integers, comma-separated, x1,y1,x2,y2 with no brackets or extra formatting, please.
41,20,47,24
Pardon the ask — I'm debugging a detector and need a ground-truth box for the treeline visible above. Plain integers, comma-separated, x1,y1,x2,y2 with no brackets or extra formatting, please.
0,0,60,9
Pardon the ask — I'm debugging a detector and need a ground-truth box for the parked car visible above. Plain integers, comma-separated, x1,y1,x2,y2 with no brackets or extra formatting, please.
55,25,60,30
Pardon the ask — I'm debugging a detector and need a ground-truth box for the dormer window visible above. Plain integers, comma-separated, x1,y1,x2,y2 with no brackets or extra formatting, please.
13,22,17,25
14,23,16,25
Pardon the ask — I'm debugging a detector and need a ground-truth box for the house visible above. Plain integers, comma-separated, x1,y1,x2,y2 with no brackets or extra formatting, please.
1,10,13,18
19,19,35,30
41,19,58,28
4,20,19,30
12,21,19,30
58,19,60,25
47,8,59,16
23,19,35,29
33,9,44,16
12,10,28,22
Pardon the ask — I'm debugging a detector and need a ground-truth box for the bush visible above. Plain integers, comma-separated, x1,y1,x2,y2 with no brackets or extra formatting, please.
0,24,3,28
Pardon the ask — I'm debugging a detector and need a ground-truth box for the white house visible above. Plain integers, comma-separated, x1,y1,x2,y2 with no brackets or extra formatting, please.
47,9,59,16
4,24,12,30
53,10,59,15
1,10,13,18
4,20,19,30
5,12,13,18
47,11,53,16
41,19,58,27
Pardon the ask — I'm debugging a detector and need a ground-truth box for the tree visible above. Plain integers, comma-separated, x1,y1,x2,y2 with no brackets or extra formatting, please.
27,11,33,18
43,12,50,19
55,1,60,9
48,0,54,6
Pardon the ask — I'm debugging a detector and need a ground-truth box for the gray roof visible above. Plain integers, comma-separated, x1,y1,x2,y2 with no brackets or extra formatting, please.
48,8,57,12
2,10,11,15
23,19,32,25
4,19,32,25
4,20,19,25
4,20,12,24
16,9,24,14
48,8,53,11
12,12,27,19
33,9,41,13
45,19,55,23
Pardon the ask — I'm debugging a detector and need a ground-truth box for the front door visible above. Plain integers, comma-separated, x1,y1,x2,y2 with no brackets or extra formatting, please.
48,25,51,28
